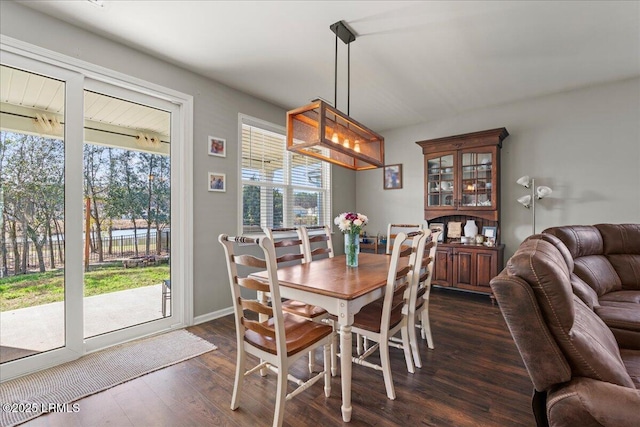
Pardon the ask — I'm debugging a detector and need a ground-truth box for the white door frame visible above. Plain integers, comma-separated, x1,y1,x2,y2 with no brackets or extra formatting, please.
0,36,194,381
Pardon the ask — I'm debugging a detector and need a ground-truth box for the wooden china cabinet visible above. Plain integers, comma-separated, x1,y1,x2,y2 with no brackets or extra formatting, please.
416,128,508,296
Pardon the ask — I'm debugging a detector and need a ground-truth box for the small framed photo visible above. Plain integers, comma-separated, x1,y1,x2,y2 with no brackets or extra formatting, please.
429,223,445,242
482,226,497,239
208,136,226,157
208,172,226,192
383,164,403,190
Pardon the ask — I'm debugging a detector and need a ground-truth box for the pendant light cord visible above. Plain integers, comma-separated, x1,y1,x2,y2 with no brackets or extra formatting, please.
334,32,338,108
347,42,350,115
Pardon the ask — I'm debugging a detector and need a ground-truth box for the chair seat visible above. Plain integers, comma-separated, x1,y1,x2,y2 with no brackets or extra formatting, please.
245,313,333,357
282,299,328,319
353,297,403,333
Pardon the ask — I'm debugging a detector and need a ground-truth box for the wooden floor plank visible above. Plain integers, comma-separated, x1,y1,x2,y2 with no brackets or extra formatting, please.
20,288,534,426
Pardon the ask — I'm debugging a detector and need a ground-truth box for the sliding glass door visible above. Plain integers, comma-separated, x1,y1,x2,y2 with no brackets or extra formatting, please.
0,48,186,380
82,84,174,344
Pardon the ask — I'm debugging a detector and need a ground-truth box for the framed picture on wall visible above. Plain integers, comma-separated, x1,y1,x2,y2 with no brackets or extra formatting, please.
383,164,403,190
208,136,226,157
208,172,226,192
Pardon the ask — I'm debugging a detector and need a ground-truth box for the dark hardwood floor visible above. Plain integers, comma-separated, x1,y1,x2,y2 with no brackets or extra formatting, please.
23,289,535,427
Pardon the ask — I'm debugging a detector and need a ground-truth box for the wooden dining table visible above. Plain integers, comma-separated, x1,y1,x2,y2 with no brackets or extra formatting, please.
249,252,406,422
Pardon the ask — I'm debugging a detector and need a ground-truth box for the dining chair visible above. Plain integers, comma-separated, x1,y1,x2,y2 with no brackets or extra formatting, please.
298,225,334,262
386,229,430,369
219,234,333,427
385,223,424,254
414,229,442,352
349,230,425,400
264,226,333,374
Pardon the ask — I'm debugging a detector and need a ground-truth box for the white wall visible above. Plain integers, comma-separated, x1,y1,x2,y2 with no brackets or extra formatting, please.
0,1,357,319
358,77,640,259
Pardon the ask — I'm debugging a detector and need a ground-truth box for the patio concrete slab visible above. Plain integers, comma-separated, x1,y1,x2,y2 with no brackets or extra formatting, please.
0,284,168,358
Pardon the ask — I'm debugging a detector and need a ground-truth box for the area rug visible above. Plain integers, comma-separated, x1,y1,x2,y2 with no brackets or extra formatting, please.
0,330,216,426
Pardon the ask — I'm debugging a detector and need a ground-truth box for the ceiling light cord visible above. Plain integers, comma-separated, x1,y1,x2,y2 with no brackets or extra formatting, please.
347,42,350,116
334,32,338,109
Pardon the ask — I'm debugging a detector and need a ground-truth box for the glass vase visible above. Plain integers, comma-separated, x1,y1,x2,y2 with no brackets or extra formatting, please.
345,232,360,267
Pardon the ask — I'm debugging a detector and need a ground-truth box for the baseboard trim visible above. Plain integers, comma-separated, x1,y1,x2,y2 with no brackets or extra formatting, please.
193,307,234,325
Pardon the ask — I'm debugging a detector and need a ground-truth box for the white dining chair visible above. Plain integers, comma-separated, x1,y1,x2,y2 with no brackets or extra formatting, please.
349,230,425,400
264,226,334,375
219,234,333,427
414,230,441,351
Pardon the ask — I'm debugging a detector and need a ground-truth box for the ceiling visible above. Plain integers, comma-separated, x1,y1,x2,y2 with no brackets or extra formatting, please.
15,1,640,132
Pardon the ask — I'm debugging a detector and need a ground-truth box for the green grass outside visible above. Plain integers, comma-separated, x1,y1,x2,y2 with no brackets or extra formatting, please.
0,264,170,311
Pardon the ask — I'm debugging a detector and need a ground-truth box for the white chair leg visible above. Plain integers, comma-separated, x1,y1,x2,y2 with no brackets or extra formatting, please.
323,343,331,397
421,308,434,349
407,314,422,368
356,333,363,355
231,349,245,410
401,325,415,374
273,365,288,427
379,340,396,400
308,350,314,373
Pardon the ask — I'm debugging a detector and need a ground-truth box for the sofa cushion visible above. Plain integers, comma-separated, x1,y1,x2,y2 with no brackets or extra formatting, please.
620,349,640,388
544,225,603,258
573,256,622,296
606,255,640,290
600,290,640,305
596,224,640,255
526,233,574,272
594,306,640,333
547,377,640,427
596,224,640,290
506,238,634,388
571,274,599,309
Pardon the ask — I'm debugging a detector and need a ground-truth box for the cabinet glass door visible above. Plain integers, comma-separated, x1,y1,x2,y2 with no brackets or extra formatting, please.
426,153,455,207
460,151,493,208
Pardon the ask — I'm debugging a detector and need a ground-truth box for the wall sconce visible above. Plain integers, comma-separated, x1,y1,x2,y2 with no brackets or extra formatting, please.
517,175,553,235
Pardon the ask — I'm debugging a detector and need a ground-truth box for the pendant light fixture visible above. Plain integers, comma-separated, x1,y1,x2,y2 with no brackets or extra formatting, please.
286,20,385,171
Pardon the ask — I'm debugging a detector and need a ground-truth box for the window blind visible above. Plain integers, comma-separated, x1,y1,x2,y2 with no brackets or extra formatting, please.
241,121,331,234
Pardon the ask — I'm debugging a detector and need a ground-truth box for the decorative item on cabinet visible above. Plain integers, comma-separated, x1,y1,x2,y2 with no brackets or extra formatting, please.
464,219,478,238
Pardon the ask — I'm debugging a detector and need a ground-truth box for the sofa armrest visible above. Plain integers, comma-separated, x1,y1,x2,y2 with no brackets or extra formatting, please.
547,377,640,427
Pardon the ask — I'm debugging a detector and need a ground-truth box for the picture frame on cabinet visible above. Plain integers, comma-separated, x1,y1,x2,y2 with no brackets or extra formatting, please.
429,223,445,242
208,136,226,157
482,226,497,239
447,221,462,239
208,172,226,192
383,164,403,189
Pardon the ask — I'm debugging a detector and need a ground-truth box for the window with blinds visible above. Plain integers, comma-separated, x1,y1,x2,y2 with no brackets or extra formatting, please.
240,119,331,234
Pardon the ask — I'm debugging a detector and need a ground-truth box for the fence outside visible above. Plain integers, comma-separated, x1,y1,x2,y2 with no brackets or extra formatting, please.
0,230,170,277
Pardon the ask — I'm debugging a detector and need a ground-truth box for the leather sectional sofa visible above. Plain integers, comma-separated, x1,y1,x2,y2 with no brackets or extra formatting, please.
542,224,640,349
490,224,640,427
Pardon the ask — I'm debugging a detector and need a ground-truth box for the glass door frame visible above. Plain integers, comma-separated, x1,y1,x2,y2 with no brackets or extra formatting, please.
1,38,194,381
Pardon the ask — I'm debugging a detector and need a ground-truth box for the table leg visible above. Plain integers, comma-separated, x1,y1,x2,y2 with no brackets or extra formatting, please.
340,323,353,422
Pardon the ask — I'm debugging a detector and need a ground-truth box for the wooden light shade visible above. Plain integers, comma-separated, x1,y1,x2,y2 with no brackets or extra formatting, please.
286,99,384,171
